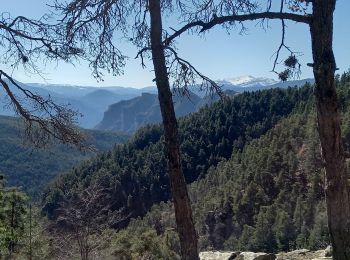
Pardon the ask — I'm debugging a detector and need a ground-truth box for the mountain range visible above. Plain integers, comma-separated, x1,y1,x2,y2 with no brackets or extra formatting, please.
96,77,314,133
0,81,157,128
0,76,314,130
95,90,212,133
217,76,314,93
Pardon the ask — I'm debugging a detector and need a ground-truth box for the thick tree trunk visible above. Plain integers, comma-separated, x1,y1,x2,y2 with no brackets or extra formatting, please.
310,1,350,259
148,0,199,259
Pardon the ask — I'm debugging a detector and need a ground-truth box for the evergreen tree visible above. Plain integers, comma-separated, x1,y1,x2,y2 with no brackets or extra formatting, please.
274,210,296,251
0,188,27,258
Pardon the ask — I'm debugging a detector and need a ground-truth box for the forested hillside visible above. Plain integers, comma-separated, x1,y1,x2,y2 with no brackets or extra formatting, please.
109,112,327,258
1,72,348,258
95,79,312,134
0,116,128,198
43,85,313,225
96,75,350,258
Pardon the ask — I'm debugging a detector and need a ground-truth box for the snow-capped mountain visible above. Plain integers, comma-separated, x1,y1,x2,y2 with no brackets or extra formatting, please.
213,75,314,94
219,75,278,88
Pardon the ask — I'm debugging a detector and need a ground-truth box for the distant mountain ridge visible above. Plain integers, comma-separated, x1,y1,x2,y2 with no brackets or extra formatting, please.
219,75,278,87
0,81,158,128
0,77,313,129
96,77,313,133
217,75,314,93
26,83,158,97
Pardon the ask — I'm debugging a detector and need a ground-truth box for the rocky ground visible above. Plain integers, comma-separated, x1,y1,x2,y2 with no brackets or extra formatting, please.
199,247,332,260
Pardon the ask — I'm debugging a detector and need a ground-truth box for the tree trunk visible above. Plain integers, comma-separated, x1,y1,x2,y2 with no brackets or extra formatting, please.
310,1,350,259
148,0,199,259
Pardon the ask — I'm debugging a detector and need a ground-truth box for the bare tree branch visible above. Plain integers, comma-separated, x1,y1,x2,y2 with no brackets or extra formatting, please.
52,0,128,80
135,47,152,68
164,12,311,46
0,70,86,148
0,12,89,148
165,46,224,97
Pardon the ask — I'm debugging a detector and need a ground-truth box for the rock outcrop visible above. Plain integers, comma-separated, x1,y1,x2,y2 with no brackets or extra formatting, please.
236,252,276,260
199,251,275,260
200,251,240,260
199,247,332,260
276,248,332,260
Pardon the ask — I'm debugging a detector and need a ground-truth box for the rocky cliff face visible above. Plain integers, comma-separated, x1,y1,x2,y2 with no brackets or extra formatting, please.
205,203,234,249
95,91,202,133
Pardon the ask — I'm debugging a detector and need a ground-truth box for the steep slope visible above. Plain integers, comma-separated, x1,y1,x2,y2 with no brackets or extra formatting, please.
190,113,325,252
111,112,326,257
105,77,350,257
0,115,128,198
43,86,313,226
95,91,202,133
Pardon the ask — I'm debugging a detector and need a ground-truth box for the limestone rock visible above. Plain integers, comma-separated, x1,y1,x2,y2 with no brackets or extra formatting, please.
199,248,332,260
200,251,240,260
236,252,276,260
276,248,332,260
324,245,332,257
289,249,310,255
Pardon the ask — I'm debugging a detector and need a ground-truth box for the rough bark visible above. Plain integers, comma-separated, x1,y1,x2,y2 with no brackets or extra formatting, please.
310,1,350,259
148,0,199,259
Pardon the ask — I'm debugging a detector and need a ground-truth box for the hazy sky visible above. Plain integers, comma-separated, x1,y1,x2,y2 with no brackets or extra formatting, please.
2,0,350,88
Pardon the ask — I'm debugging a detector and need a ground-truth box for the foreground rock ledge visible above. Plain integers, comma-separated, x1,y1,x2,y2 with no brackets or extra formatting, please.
199,248,332,260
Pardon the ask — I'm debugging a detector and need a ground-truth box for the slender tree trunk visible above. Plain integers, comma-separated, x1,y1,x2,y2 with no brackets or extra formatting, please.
29,204,32,260
310,1,350,259
148,0,199,259
9,193,15,256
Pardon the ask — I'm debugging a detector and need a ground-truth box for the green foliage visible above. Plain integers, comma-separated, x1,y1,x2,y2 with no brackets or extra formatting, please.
119,78,350,254
100,204,181,260
43,86,313,227
41,77,350,255
188,112,327,252
0,178,50,259
106,229,180,260
274,209,296,251
0,187,28,257
308,203,329,250
127,110,332,254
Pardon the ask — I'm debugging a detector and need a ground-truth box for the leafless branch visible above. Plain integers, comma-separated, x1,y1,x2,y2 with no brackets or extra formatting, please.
270,0,302,80
165,46,224,98
0,12,92,148
164,11,311,46
48,180,131,259
0,70,86,148
52,0,129,80
135,47,152,68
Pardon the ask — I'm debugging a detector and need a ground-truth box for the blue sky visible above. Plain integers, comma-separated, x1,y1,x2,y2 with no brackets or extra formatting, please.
2,0,350,88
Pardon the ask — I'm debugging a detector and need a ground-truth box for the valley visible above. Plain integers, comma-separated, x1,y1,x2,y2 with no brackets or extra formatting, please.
0,73,346,259
0,0,349,258
0,115,128,198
